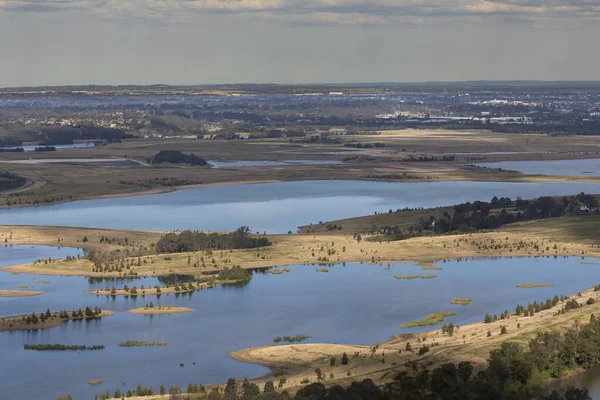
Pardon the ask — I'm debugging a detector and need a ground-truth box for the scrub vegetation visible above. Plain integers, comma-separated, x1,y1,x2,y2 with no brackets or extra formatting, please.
401,312,457,328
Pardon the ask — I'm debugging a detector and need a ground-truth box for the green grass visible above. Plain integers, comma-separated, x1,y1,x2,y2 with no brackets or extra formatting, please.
265,268,291,275
417,262,443,270
316,268,329,273
401,312,456,328
88,380,103,385
118,340,167,347
516,283,554,288
450,298,472,305
395,274,437,280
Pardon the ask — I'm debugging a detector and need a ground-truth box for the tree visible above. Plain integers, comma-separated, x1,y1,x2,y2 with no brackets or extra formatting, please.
484,313,493,323
315,367,323,381
160,385,166,395
263,381,275,393
341,352,349,365
330,356,336,366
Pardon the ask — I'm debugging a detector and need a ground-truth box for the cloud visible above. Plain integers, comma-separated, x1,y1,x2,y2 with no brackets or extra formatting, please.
1,0,599,24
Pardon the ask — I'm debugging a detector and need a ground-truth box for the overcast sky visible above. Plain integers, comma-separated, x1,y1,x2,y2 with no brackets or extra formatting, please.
1,0,599,87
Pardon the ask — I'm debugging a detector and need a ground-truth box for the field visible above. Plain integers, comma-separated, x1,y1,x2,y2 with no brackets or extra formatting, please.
2,133,600,208
2,215,600,278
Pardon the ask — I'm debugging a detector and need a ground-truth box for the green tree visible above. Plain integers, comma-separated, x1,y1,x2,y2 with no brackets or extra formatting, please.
341,352,349,365
263,381,275,393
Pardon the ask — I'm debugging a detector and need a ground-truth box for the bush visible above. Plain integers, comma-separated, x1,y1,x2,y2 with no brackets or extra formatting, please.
152,150,207,166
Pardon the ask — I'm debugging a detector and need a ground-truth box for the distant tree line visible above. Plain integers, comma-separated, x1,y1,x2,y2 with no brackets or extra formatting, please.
24,344,104,351
34,146,56,152
0,147,25,152
430,193,598,234
151,150,207,166
156,226,271,253
344,142,386,149
375,193,598,241
39,126,132,144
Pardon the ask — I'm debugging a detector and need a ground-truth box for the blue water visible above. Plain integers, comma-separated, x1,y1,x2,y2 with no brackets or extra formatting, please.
1,180,599,233
2,246,600,400
476,158,600,176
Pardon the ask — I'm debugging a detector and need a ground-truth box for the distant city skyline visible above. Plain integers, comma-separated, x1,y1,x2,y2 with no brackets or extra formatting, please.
2,0,599,87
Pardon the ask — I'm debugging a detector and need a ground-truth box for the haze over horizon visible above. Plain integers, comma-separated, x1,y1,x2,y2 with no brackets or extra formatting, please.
2,0,600,87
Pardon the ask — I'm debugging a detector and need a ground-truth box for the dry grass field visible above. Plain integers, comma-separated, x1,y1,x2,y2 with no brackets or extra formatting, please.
2,217,599,277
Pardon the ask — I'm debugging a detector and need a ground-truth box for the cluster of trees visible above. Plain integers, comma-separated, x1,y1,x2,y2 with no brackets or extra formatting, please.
152,150,207,166
217,266,251,282
0,147,25,152
427,193,597,235
118,177,203,189
39,126,132,144
0,172,27,192
344,142,386,148
386,356,590,400
156,227,271,253
57,306,102,319
272,335,311,343
24,344,104,351
34,146,56,152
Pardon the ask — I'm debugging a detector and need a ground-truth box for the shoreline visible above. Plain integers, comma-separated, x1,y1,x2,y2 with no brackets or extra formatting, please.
229,284,600,392
2,174,600,210
0,179,282,210
0,290,44,297
2,229,599,278
129,306,193,315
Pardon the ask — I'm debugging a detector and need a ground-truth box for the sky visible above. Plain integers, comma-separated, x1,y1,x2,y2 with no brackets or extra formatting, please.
1,0,600,87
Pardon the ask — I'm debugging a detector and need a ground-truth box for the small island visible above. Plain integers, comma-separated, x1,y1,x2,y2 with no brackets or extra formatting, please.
395,274,437,280
516,283,555,288
0,290,44,297
450,298,472,305
401,312,456,328
129,305,193,315
0,307,114,332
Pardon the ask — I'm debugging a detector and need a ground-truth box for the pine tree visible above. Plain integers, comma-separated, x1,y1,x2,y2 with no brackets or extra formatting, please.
342,352,349,365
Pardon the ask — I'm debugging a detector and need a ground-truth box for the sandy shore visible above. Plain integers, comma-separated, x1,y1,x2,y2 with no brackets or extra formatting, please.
129,306,193,315
0,290,44,297
230,285,600,391
0,178,281,209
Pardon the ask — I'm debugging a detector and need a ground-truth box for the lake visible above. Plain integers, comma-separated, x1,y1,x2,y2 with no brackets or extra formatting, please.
2,180,600,233
2,246,600,399
475,159,600,176
208,160,343,168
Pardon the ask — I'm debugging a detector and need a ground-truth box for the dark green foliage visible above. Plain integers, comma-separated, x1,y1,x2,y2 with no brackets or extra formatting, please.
418,345,430,355
24,344,104,351
156,227,271,253
263,381,275,393
341,352,349,365
218,266,251,282
152,150,207,166
484,313,493,323
0,172,27,191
